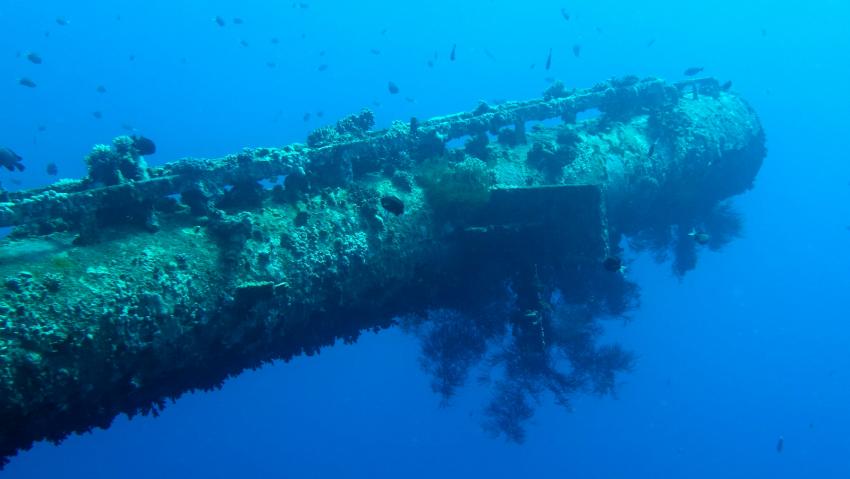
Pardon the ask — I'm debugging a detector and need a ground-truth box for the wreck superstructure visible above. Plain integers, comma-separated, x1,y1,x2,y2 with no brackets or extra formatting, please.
0,76,765,466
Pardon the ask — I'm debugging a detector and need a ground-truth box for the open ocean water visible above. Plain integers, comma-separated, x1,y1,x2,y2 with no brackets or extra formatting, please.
1,0,849,477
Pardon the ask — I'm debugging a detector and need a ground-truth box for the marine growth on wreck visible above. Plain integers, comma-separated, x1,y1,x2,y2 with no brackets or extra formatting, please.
0,76,765,466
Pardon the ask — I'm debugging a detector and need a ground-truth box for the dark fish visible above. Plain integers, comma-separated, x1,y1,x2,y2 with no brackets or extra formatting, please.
55,16,69,26
545,48,552,70
96,85,107,93
179,57,188,65
380,28,388,35
646,37,656,47
271,37,280,44
239,40,249,47
484,49,497,61
572,44,582,57
46,162,58,175
0,147,24,172
316,111,324,118
683,66,704,76
303,112,311,122
388,81,399,94
380,195,404,215
761,28,767,37
37,125,47,132
720,80,732,91
776,436,784,453
602,256,622,273
129,53,136,61
131,135,156,155
404,96,416,103
688,229,710,245
214,16,226,27
450,44,456,61
426,60,434,68
18,77,37,88
370,48,381,55
232,17,244,24
317,64,328,71
266,61,276,68
92,111,103,120
648,142,655,157
26,52,42,64
319,50,326,57
560,8,570,21
121,123,135,131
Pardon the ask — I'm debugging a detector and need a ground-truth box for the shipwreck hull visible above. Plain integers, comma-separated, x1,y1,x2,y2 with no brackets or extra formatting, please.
0,76,765,465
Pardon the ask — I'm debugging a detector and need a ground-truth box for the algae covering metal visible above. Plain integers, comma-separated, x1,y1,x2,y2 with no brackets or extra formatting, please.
0,76,765,466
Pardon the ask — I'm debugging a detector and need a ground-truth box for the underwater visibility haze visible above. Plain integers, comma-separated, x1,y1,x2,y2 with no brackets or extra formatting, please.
0,0,849,477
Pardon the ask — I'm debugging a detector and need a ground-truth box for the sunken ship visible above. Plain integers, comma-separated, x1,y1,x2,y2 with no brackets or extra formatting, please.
0,76,765,465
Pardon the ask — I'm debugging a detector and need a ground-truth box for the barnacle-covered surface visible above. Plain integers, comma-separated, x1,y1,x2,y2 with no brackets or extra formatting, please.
0,77,765,466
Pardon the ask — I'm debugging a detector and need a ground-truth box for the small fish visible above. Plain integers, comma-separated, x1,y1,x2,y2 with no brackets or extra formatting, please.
370,48,381,55
484,49,497,61
404,96,416,103
646,37,656,47
26,52,43,64
602,256,623,273
761,28,767,37
232,17,244,24
776,436,784,453
266,61,276,68
560,8,570,21
129,53,136,61
316,111,324,118
214,16,226,27
18,77,37,88
121,123,135,131
426,60,434,68
92,111,103,120
239,39,249,47
720,80,732,91
46,162,58,175
648,142,656,157
380,28,388,35
317,64,328,71
683,66,704,76
545,48,552,70
319,50,326,57
179,57,188,65
55,16,69,26
572,44,582,57
271,37,280,44
96,85,107,93
0,147,24,172
131,135,156,155
302,112,311,122
688,228,710,245
388,81,400,94
37,125,47,132
450,44,456,61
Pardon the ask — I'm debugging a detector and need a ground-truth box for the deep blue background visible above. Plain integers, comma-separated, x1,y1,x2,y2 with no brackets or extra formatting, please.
2,0,850,477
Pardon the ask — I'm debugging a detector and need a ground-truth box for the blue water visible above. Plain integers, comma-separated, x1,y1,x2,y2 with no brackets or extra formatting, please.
2,0,850,477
